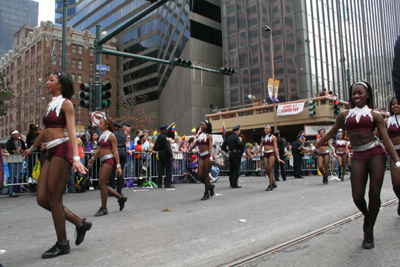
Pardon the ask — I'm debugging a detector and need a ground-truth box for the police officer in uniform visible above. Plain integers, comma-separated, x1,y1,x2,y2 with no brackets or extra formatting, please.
222,125,244,188
273,130,287,181
108,121,127,194
292,135,304,178
153,125,174,188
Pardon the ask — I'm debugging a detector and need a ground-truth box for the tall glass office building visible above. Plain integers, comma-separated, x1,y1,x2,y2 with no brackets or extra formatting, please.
56,0,224,133
221,0,400,109
0,0,38,57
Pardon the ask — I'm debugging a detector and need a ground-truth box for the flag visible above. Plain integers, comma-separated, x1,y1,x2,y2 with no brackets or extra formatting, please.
175,130,178,136
182,134,187,140
191,127,196,133
153,129,157,136
172,124,175,132
222,121,227,136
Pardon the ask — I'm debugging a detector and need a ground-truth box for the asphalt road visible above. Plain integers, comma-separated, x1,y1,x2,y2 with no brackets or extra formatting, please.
0,172,399,267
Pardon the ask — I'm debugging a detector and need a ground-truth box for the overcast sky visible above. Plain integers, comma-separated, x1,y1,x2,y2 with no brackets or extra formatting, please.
34,0,56,24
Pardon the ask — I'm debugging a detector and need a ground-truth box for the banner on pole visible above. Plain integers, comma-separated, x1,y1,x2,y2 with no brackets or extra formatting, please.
268,78,274,101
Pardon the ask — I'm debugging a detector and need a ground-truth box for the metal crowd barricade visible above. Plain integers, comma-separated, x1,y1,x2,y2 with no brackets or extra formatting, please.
2,152,42,190
214,152,346,177
3,149,392,193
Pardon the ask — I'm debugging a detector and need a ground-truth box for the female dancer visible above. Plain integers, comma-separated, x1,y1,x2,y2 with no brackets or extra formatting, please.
89,117,127,216
316,129,336,184
189,120,215,200
22,72,91,258
255,125,284,191
378,97,400,215
334,132,348,181
314,81,400,249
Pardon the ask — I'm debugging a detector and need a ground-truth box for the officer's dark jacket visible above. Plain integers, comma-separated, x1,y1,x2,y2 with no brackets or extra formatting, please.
114,129,126,150
222,133,244,153
154,133,173,158
277,137,286,157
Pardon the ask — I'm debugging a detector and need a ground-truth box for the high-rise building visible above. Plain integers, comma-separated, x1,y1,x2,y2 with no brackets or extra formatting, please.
57,0,224,133
221,0,400,110
0,0,38,57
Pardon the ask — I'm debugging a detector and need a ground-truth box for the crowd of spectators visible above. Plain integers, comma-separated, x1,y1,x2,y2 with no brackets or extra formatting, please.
0,121,371,197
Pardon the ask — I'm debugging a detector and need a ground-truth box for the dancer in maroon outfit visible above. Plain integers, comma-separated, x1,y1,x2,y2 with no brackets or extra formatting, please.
23,72,91,258
314,81,400,249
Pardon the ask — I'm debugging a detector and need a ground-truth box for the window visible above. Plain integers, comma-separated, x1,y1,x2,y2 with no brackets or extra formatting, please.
71,59,76,68
90,48,94,57
78,45,82,55
78,60,82,69
72,44,76,53
89,62,94,71
71,73,76,82
89,76,93,82
77,74,82,83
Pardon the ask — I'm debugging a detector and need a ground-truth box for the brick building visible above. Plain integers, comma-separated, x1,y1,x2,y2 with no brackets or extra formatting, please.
0,21,117,138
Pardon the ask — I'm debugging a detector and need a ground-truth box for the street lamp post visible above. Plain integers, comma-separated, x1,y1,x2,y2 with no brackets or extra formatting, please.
261,25,278,131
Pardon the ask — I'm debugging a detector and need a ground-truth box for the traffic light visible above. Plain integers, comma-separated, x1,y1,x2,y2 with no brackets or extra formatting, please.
219,67,235,75
171,58,192,67
79,83,91,108
100,82,112,108
308,99,316,118
333,99,340,117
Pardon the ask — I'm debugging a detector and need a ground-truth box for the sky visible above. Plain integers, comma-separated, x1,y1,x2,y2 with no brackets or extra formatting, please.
33,0,56,24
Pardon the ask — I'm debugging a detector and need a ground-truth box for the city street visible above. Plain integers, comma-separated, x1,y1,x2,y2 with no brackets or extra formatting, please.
1,172,399,267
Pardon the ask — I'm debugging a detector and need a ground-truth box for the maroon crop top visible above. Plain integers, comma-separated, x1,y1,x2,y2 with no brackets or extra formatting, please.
345,107,375,134
196,133,210,145
262,135,273,146
98,139,112,149
387,115,400,139
43,96,67,129
98,131,113,149
335,140,346,148
43,109,67,128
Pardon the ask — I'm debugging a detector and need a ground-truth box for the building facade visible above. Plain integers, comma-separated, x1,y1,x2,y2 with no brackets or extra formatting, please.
58,0,225,134
0,0,38,57
221,0,400,110
0,21,117,138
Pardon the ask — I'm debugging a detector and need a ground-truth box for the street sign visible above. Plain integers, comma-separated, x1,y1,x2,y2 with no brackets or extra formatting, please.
96,65,110,72
91,111,106,126
99,70,107,77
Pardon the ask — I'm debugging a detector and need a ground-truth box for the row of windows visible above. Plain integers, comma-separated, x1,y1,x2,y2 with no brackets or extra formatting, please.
123,50,158,71
123,77,159,95
191,0,221,23
190,20,222,47
71,44,83,54
123,18,159,44
71,59,83,69
134,90,159,105
123,64,158,83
